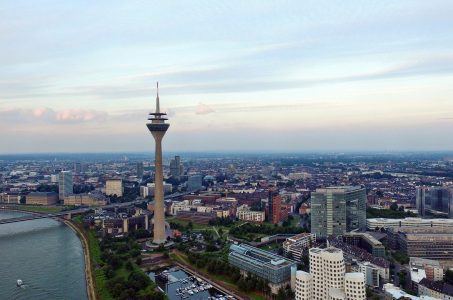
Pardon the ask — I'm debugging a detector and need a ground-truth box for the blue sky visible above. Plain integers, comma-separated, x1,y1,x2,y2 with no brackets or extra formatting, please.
1,0,452,153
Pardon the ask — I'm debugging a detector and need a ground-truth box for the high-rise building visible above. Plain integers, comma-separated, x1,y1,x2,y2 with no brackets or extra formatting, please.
58,171,73,201
169,155,183,178
146,82,170,245
268,190,282,224
105,179,123,197
50,174,58,183
140,186,149,198
416,186,453,217
74,162,85,174
295,247,366,300
311,186,366,238
136,162,144,179
187,174,203,191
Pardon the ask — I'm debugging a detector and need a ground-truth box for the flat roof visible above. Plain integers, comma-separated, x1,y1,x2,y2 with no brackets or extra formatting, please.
230,244,296,269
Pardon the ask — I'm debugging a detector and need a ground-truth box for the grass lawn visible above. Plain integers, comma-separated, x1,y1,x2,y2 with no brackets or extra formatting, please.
260,241,281,251
167,217,210,230
16,205,64,214
289,214,301,227
86,230,113,300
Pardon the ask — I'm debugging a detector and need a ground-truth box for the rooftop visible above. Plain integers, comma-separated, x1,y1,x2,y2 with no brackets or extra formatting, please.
229,243,296,269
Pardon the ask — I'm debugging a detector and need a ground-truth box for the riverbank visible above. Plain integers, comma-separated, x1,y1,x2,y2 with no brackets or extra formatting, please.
63,220,96,300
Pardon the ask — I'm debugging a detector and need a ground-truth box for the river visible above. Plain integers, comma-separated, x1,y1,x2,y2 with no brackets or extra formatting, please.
0,210,87,300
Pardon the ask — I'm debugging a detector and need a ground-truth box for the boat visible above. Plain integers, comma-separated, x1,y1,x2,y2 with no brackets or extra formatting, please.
188,290,194,295
16,279,23,287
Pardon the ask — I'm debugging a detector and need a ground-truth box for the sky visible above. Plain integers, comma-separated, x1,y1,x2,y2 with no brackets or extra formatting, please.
1,0,453,153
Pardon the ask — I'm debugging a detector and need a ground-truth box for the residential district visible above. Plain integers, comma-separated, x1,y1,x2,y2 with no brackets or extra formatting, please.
1,151,453,300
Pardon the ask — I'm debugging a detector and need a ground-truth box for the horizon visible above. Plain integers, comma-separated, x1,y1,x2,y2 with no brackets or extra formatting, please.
1,1,453,153
1,149,453,157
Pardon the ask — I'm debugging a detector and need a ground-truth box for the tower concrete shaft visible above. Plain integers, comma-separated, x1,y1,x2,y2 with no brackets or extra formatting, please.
147,82,169,244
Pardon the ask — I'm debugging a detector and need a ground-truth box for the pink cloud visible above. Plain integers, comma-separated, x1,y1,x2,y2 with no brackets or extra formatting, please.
0,107,107,123
55,109,107,122
195,103,215,115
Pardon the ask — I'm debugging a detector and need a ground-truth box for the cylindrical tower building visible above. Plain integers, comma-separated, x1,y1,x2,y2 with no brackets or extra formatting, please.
146,83,169,245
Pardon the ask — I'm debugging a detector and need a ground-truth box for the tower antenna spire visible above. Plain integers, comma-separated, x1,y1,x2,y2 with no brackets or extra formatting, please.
156,81,160,114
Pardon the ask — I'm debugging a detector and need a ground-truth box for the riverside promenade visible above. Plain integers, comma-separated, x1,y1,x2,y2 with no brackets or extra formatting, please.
64,220,96,300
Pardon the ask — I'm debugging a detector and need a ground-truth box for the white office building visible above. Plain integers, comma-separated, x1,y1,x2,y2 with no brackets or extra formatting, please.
105,179,123,197
295,247,366,300
236,204,265,222
283,233,316,261
367,217,453,230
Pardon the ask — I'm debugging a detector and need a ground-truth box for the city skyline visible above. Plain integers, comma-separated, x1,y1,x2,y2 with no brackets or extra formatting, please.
1,1,453,153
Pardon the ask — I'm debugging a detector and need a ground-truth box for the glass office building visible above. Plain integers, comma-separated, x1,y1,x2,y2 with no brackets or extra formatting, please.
311,186,366,238
228,244,297,284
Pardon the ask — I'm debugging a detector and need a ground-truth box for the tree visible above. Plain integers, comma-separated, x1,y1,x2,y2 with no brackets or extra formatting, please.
127,270,151,291
390,202,398,211
446,269,453,285
125,260,134,271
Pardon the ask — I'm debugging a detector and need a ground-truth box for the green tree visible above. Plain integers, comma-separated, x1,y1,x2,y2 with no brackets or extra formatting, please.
390,202,398,211
446,270,453,285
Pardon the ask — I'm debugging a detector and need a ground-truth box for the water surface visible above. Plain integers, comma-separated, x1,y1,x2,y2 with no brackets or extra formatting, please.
0,211,87,300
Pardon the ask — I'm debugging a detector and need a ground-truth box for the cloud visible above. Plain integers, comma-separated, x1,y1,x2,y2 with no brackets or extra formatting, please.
0,107,107,124
195,103,215,115
55,109,107,122
4,53,452,103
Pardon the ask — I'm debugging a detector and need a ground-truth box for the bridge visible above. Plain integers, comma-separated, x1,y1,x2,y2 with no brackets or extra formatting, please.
0,191,190,225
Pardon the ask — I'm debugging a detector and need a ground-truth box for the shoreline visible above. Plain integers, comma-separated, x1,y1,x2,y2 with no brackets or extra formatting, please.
63,220,96,300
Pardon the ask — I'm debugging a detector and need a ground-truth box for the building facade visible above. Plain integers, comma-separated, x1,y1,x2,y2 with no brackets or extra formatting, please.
236,204,265,222
169,155,183,178
367,217,453,230
187,175,203,191
0,192,21,204
136,162,144,178
268,190,282,224
343,232,385,257
58,171,73,201
229,243,297,294
295,247,366,300
26,192,58,205
388,227,453,260
311,186,366,238
283,233,316,261
418,279,453,300
416,186,453,217
105,179,123,197
64,192,108,206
